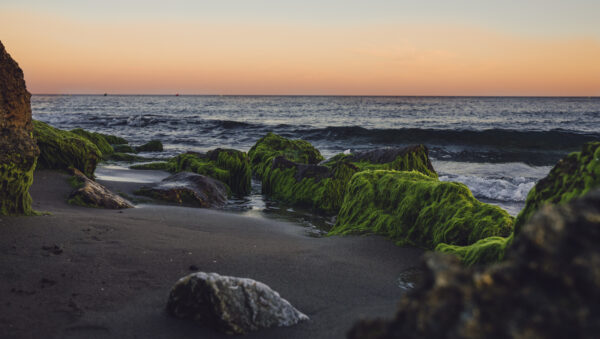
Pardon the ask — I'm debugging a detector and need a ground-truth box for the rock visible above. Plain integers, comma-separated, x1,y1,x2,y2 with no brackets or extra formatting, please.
167,272,309,334
108,152,148,162
33,120,101,178
112,144,135,153
329,170,513,248
248,132,324,180
348,189,600,339
167,149,252,195
70,128,114,156
68,168,133,209
135,140,163,152
98,133,127,145
0,40,40,215
135,172,228,208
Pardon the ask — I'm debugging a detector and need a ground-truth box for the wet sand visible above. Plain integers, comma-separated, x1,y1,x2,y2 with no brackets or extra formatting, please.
0,169,423,339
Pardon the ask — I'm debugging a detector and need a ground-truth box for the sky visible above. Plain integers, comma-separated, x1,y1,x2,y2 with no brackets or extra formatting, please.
1,0,599,96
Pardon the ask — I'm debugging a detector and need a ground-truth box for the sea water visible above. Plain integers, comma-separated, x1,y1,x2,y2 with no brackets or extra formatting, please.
31,95,600,224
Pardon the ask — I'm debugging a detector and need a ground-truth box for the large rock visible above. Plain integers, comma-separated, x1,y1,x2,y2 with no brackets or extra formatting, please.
0,41,39,215
135,172,228,208
167,272,309,334
68,168,133,209
33,120,101,178
348,189,600,339
329,170,513,248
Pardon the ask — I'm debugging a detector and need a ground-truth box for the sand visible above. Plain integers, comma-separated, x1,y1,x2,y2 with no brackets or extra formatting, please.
0,169,423,339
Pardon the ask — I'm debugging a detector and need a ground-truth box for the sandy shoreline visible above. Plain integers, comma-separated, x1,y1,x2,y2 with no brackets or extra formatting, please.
0,169,423,339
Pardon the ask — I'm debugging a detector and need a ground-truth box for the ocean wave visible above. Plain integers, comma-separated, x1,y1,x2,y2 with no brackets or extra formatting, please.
439,174,535,202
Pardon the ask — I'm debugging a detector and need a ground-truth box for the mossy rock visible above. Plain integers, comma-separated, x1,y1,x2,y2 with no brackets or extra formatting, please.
436,234,513,266
167,149,251,195
329,170,514,249
135,140,163,152
0,158,37,215
112,144,135,153
261,145,436,214
33,120,101,177
130,162,171,170
70,128,114,156
99,133,127,145
108,152,149,162
514,141,600,234
248,132,324,180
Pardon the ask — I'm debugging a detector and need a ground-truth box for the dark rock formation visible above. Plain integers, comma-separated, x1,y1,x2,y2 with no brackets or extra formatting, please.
68,168,133,209
348,189,600,339
0,41,39,215
135,172,228,208
33,120,101,178
167,272,308,334
135,140,163,152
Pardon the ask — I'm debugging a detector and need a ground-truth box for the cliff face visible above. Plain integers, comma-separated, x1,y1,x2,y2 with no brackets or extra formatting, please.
0,40,39,215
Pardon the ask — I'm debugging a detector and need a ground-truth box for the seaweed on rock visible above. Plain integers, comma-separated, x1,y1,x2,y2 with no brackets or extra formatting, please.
0,158,37,215
329,170,514,249
435,234,513,266
33,120,101,178
514,141,600,234
70,128,114,156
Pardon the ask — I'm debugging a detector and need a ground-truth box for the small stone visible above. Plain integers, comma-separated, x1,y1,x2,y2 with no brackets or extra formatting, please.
167,272,308,334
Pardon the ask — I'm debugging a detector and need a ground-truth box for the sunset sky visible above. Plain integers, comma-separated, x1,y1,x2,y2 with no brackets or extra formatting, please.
2,0,599,96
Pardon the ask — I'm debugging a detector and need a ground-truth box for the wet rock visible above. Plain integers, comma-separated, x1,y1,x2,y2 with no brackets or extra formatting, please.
348,189,600,339
68,168,133,209
135,140,163,152
167,272,309,334
135,172,228,208
0,40,40,215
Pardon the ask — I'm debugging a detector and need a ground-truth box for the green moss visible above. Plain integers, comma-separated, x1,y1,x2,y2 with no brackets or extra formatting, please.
70,128,114,156
135,140,163,152
514,142,600,234
33,120,101,177
0,158,37,215
167,149,251,195
329,170,514,249
98,133,127,145
67,194,98,208
129,162,171,170
67,175,84,189
436,234,513,266
113,144,135,153
248,132,324,179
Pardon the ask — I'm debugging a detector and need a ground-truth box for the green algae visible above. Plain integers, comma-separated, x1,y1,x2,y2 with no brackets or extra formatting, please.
0,158,37,215
67,194,98,208
112,144,135,153
167,149,251,195
70,128,114,156
33,120,101,178
108,152,148,162
248,132,324,179
329,170,514,249
98,133,127,145
514,141,600,234
135,140,163,152
436,234,513,266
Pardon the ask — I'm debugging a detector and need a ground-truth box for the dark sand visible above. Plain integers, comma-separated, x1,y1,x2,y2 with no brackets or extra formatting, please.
0,169,423,339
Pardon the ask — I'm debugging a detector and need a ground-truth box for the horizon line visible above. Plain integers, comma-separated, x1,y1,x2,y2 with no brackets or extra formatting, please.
30,93,600,98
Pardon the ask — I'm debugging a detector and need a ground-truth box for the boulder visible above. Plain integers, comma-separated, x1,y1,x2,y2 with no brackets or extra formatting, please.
135,139,163,152
329,170,513,248
68,168,133,209
348,189,600,339
33,120,101,178
0,41,40,215
135,172,228,208
112,144,135,153
167,272,309,334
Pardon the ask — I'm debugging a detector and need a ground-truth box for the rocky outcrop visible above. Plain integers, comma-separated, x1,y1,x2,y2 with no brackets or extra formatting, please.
167,272,309,334
348,190,600,339
70,128,115,157
33,121,101,178
0,41,40,215
330,170,513,248
135,172,228,208
134,140,163,152
68,168,133,209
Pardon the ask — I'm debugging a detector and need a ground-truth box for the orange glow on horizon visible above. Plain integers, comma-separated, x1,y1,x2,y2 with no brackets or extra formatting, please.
1,9,599,96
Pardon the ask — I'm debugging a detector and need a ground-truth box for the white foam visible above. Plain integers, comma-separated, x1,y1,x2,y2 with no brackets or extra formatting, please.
439,174,535,202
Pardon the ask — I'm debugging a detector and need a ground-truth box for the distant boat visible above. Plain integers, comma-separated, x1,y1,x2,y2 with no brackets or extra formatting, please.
175,93,179,97
103,93,107,96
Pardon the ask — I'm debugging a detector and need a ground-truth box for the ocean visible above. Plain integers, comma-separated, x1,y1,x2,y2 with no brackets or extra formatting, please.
31,95,600,227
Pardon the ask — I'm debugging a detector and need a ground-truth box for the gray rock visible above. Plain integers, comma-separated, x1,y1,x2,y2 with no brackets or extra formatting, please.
68,168,133,209
135,172,228,208
167,272,309,334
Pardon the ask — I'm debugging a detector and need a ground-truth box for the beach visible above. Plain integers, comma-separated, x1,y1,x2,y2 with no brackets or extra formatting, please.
0,169,423,339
